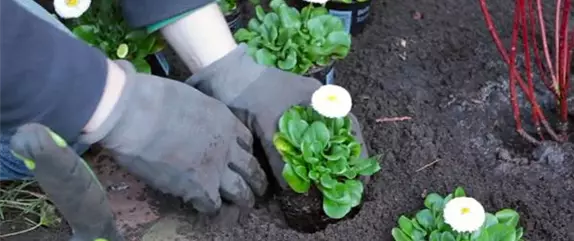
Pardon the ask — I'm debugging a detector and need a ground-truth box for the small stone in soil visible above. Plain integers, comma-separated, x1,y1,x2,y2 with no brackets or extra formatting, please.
497,148,512,161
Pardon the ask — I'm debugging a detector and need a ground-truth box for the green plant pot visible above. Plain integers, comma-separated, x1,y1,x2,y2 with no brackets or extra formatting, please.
304,62,336,85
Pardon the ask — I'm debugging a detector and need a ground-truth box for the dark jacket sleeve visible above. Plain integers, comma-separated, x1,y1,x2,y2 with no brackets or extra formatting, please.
120,0,215,28
0,0,108,142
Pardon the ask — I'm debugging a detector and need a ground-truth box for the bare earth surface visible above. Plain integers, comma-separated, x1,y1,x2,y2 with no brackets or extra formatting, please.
5,0,574,240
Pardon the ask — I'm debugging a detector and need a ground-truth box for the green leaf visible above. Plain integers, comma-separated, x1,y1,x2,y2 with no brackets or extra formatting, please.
278,6,301,30
316,165,330,173
287,119,309,146
429,231,441,241
302,121,331,148
248,18,261,32
320,174,337,189
150,37,166,53
330,135,347,144
323,144,349,161
345,179,363,207
454,187,466,197
294,165,309,182
72,25,98,45
424,193,444,212
310,7,330,19
273,133,297,156
125,30,148,41
475,230,490,241
140,36,157,54
495,209,520,227
282,163,310,193
269,0,287,11
308,170,320,180
440,232,456,241
397,216,414,236
355,158,381,176
131,59,151,73
391,228,413,241
411,229,426,241
254,48,277,66
484,213,499,228
307,17,327,39
415,209,434,231
342,168,358,179
234,28,257,42
279,107,301,135
323,196,352,219
348,141,362,157
486,224,516,241
435,214,447,231
322,182,351,204
515,227,523,239
278,49,297,70
326,158,348,175
255,5,266,21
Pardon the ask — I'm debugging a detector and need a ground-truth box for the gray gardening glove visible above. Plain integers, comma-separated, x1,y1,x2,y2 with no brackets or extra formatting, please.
79,60,268,213
10,123,124,241
187,44,369,189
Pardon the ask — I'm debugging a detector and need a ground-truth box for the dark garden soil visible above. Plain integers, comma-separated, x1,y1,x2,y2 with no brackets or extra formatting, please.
6,0,574,240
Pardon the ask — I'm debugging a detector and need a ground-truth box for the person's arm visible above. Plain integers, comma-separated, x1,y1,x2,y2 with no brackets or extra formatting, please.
119,0,238,73
1,0,126,141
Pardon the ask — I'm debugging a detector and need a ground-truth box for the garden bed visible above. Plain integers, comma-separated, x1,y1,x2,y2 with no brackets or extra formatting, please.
5,0,574,240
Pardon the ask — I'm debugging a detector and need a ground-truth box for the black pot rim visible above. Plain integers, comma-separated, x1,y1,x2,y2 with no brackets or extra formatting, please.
223,6,240,17
304,61,335,76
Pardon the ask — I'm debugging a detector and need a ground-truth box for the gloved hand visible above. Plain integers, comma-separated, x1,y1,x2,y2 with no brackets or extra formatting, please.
187,44,369,189
10,123,124,241
78,60,268,213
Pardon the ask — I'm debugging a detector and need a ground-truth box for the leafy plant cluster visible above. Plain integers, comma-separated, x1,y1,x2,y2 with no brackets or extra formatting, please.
233,0,352,75
392,187,524,241
273,105,381,219
216,0,237,15
63,0,165,73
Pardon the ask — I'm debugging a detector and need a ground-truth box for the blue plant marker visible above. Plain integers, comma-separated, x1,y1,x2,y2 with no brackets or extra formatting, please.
325,67,335,85
329,9,353,34
153,52,170,76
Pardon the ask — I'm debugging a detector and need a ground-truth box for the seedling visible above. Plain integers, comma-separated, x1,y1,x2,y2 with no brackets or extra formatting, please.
273,105,381,219
392,187,524,241
233,0,352,74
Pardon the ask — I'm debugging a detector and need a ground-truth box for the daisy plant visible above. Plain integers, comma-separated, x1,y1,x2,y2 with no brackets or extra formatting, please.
273,85,381,219
233,0,351,75
392,187,524,241
56,0,165,73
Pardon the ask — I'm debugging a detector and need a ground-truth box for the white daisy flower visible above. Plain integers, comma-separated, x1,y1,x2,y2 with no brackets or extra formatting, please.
304,0,329,4
311,84,352,118
443,197,486,233
54,0,91,19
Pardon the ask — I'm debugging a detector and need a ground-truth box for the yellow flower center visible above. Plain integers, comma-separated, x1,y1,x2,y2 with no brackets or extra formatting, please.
66,0,79,7
460,207,470,215
326,95,338,102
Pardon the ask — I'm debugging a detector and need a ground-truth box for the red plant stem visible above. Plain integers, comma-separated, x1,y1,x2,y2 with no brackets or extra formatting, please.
519,0,542,136
558,0,571,126
479,0,557,143
529,0,557,98
537,0,559,94
509,0,528,141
